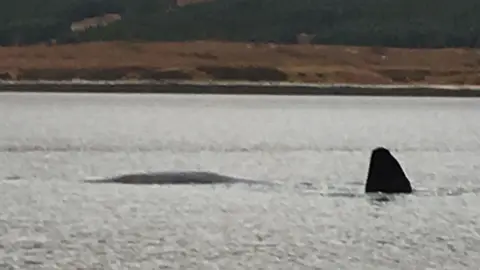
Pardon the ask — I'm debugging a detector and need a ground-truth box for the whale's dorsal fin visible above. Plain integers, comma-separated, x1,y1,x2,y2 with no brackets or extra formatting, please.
365,147,413,194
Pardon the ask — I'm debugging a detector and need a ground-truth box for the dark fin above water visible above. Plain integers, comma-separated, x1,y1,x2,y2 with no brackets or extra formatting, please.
365,147,413,194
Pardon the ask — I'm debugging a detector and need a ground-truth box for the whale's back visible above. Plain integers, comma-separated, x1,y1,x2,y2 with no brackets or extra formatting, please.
85,171,268,185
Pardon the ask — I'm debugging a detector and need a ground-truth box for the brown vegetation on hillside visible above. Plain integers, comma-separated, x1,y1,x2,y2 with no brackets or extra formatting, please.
1,41,480,84
70,14,122,33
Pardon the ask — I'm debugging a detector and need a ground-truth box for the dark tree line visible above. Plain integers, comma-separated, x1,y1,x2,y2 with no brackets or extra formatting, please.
0,0,171,45
1,0,480,48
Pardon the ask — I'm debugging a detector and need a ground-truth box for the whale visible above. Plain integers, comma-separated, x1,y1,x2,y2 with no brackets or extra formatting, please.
84,146,413,194
84,171,275,186
365,147,413,194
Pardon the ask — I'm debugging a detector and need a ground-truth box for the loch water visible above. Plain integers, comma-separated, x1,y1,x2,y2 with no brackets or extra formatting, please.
1,92,480,269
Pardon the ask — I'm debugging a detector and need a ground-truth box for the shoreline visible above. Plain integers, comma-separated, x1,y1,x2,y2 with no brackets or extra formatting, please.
2,80,480,97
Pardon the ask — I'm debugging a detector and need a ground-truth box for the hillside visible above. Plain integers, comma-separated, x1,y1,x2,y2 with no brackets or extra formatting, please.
0,0,172,45
1,0,480,48
84,0,480,48
1,41,480,85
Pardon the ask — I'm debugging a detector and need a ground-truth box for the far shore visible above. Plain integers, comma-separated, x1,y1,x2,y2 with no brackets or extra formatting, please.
2,80,480,97
1,41,480,97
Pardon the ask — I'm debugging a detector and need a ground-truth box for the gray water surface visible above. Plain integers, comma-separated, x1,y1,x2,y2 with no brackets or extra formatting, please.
1,93,480,269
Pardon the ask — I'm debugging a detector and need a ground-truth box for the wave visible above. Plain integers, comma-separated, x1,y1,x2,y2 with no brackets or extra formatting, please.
1,143,479,154
293,186,480,200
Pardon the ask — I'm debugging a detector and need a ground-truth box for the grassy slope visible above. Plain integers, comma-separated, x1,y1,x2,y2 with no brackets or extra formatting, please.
1,41,479,85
